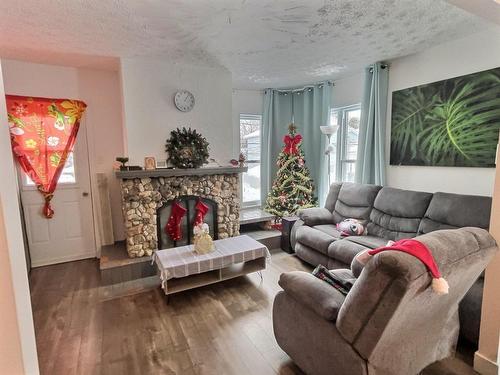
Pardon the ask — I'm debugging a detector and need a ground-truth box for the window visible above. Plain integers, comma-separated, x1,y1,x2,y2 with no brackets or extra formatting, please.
239,114,262,207
24,152,76,186
329,105,361,183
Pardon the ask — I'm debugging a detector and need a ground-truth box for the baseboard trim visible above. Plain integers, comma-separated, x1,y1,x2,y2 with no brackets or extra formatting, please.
31,252,96,268
474,351,498,375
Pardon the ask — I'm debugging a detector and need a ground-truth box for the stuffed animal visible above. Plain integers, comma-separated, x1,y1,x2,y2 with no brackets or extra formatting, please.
336,218,366,237
193,223,215,254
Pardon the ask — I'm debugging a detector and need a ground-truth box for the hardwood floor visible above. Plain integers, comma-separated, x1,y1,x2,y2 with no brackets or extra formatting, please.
29,249,476,375
29,249,309,375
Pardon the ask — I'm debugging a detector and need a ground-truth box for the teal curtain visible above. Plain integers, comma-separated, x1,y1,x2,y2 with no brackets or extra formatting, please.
261,90,292,205
261,82,332,206
292,84,331,205
355,62,389,185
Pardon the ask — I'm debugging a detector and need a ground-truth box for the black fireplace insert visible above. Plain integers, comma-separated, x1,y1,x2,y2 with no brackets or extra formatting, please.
156,195,218,249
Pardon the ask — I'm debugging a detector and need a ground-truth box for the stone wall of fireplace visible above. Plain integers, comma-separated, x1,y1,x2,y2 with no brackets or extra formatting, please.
120,173,240,257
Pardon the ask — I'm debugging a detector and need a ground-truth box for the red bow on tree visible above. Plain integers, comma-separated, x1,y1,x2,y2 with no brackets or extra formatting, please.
283,134,302,155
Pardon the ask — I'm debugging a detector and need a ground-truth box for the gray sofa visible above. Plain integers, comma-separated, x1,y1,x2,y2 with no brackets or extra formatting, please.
274,227,498,375
290,182,492,344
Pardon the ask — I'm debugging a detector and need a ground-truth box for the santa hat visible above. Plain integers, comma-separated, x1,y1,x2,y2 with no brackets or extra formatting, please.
356,239,449,295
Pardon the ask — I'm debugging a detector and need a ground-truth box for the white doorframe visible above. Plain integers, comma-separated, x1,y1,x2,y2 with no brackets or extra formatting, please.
81,110,104,257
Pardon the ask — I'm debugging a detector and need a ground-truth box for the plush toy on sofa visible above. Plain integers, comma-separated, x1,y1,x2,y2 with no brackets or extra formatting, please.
336,218,366,237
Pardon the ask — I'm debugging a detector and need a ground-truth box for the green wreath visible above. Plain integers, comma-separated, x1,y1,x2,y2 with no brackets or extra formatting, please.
165,127,209,168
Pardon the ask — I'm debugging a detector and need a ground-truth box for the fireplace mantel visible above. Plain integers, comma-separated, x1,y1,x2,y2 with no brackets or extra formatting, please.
116,166,247,179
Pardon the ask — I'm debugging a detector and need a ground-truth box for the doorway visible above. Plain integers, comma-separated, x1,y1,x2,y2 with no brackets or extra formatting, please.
18,121,96,267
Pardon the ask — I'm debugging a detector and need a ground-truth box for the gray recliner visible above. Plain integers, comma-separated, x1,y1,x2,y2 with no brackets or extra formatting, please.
290,182,492,344
274,227,498,375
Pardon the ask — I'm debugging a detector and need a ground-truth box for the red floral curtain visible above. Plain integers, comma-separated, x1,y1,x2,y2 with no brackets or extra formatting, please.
5,95,87,218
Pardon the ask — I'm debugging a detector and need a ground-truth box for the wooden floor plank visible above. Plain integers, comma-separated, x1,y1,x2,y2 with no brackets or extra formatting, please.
30,250,309,375
29,249,473,375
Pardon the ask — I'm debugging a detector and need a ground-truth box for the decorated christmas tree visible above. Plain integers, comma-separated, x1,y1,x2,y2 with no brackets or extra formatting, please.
265,124,317,218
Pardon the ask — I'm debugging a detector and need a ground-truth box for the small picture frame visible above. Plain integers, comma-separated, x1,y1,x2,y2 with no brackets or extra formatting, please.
144,156,156,170
156,160,169,169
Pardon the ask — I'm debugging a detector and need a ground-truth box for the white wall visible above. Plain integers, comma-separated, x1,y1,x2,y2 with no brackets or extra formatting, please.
121,58,234,166
386,29,500,196
232,89,264,152
0,60,39,374
1,60,126,241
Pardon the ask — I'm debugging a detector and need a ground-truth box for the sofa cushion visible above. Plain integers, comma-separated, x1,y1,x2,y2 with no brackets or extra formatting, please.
328,239,368,265
332,182,382,224
328,258,351,270
419,192,492,234
324,183,343,212
367,187,433,240
298,207,334,226
313,224,342,238
296,243,331,267
279,271,346,321
345,235,388,249
296,225,337,255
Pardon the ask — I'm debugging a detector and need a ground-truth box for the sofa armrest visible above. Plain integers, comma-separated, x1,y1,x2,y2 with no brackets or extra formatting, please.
278,271,346,321
297,207,334,226
290,219,304,250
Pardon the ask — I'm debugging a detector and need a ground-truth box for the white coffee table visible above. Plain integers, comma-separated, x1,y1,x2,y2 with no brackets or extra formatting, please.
153,235,270,296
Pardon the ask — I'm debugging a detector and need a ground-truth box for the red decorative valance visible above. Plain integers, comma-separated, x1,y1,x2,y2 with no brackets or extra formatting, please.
5,95,87,218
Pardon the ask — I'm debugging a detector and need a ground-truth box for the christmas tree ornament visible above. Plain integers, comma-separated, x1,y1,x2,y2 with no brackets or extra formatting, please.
165,200,187,241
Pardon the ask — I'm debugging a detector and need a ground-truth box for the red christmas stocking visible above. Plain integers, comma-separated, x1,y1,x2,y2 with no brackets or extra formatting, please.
193,199,209,227
165,200,187,241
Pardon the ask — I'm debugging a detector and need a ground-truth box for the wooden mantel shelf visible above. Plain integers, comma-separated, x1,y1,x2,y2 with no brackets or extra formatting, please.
115,166,248,179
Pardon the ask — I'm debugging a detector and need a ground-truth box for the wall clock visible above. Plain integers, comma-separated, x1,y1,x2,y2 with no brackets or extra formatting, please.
174,90,195,112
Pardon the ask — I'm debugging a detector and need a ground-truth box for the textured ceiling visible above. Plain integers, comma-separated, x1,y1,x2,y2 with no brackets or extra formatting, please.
0,0,490,88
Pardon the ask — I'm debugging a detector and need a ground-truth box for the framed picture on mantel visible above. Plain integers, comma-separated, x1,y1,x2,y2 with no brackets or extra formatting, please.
390,67,500,168
156,160,169,169
144,157,156,170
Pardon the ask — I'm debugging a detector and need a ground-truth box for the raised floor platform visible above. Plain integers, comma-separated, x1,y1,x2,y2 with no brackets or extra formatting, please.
100,220,281,288
100,242,155,286
239,207,276,225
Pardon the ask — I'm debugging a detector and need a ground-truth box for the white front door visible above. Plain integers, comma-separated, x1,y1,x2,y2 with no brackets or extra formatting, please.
19,122,96,267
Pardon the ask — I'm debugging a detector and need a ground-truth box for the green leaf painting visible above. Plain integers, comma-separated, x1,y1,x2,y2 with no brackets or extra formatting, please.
390,67,500,168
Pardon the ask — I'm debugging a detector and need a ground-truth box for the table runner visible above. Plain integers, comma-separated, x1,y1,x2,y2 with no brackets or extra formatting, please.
153,235,270,289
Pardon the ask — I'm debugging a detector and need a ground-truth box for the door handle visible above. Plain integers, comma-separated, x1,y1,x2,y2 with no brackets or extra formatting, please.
82,192,89,197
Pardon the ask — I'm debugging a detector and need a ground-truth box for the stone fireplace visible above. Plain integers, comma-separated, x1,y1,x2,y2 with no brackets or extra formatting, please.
117,167,247,258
